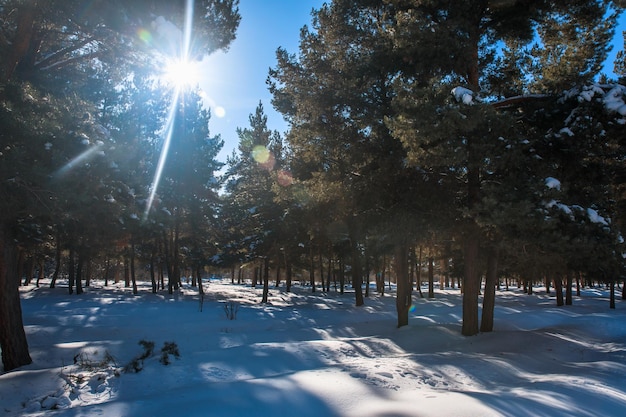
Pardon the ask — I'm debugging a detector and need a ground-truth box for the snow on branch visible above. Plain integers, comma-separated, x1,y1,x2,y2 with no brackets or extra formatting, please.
451,87,477,105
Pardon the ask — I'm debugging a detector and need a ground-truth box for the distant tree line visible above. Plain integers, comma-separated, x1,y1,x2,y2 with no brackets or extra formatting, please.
1,0,626,372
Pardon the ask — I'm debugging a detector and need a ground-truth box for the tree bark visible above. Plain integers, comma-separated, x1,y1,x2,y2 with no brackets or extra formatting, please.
554,275,564,306
2,2,38,82
0,223,33,371
462,234,480,336
349,221,364,306
480,247,499,333
261,257,270,303
565,271,573,305
610,280,615,309
428,255,435,298
395,243,410,328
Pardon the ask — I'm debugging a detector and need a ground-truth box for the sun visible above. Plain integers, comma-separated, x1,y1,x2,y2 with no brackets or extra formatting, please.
163,58,201,89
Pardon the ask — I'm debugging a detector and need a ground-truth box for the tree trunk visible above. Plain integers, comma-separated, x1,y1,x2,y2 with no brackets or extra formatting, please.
104,256,111,287
0,223,32,371
197,265,204,296
50,235,61,288
309,247,316,292
565,270,573,305
36,259,44,287
428,255,435,298
261,257,270,303
462,234,480,336
130,240,137,295
286,259,292,292
610,280,615,309
150,252,157,293
395,243,410,328
339,258,345,294
554,275,564,306
75,251,83,295
124,256,130,288
326,257,332,293
417,246,424,297
480,247,499,333
68,247,75,295
349,221,364,306
2,2,38,82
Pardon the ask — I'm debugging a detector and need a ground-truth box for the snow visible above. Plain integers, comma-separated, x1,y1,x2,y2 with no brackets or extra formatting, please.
545,177,561,190
587,207,609,226
2,280,625,417
451,87,475,105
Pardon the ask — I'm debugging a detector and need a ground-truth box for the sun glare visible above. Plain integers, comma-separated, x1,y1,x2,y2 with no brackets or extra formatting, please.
163,58,200,89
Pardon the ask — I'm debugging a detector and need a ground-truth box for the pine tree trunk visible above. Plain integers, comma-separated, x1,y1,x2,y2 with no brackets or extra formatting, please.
75,251,83,295
428,256,435,298
261,257,270,303
480,247,499,333
68,247,75,295
610,281,615,309
50,235,61,288
0,223,32,371
309,247,316,292
339,258,345,294
286,260,292,293
197,265,204,296
395,243,410,328
554,275,564,306
462,235,480,336
36,259,44,287
565,271,573,305
349,221,364,306
130,240,137,295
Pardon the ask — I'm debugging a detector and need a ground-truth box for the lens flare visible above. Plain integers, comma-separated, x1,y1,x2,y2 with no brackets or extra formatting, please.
137,28,153,45
252,145,270,164
143,0,195,220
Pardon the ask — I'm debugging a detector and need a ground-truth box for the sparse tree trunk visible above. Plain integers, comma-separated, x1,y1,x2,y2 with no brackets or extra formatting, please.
565,271,573,305
68,247,75,295
50,235,61,288
36,259,44,287
0,223,33,371
197,265,204,296
417,246,424,297
130,240,137,295
104,256,111,287
339,258,345,294
124,256,130,288
75,251,83,295
349,221,364,306
261,257,270,303
395,243,410,328
309,247,316,292
150,252,157,293
428,255,435,298
286,259,293,292
462,233,480,336
610,280,615,309
554,275,564,306
480,247,499,333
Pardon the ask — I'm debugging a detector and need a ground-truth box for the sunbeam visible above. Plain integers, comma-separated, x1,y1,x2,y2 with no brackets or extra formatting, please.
143,0,195,220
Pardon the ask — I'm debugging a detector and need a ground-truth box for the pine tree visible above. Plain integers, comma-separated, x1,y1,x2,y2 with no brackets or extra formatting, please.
0,0,240,371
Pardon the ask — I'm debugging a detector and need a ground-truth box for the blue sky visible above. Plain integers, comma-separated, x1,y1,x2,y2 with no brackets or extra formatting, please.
200,0,325,162
199,1,626,164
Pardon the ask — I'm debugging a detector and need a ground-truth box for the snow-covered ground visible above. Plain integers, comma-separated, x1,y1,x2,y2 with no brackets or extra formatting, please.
2,279,625,416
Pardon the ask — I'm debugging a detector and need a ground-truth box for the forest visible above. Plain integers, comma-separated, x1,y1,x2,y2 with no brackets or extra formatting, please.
1,0,626,375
